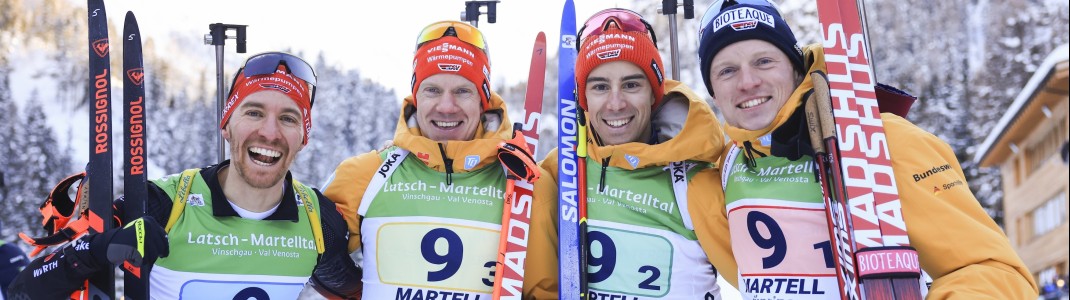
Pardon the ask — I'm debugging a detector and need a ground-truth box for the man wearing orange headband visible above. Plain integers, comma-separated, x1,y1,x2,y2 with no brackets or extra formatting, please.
8,52,363,299
321,21,554,298
530,8,727,299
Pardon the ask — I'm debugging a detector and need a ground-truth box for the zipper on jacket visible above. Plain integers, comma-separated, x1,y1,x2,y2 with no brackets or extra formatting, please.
598,157,610,192
437,143,453,185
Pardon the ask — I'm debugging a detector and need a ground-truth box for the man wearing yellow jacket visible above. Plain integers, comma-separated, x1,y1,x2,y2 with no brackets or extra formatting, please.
531,9,728,299
320,21,555,298
696,1,1037,299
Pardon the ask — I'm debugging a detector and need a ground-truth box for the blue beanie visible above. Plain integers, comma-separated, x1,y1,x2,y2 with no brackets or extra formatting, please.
698,3,804,97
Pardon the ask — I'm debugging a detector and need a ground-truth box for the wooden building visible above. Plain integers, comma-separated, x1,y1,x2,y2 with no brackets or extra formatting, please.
977,44,1069,298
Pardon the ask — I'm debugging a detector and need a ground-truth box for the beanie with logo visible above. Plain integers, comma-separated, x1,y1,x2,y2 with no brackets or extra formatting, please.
697,3,804,97
575,26,665,111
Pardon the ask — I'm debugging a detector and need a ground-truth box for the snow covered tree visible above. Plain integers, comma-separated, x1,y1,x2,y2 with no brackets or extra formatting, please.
291,52,400,187
5,90,75,239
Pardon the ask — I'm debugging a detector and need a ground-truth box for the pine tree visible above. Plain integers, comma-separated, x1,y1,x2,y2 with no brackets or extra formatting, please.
10,90,75,239
0,65,25,240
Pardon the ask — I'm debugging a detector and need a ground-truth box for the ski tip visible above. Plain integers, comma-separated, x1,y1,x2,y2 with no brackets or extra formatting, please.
537,31,546,41
125,11,136,20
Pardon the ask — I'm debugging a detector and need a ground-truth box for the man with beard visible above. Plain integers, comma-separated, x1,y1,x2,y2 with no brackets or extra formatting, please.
695,0,1036,298
321,21,554,298
7,52,362,299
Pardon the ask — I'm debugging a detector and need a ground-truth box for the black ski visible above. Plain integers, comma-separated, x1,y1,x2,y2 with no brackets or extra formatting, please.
122,10,150,300
86,0,115,298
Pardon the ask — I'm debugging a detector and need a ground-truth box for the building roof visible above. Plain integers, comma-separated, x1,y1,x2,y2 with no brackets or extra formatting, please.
976,44,1070,167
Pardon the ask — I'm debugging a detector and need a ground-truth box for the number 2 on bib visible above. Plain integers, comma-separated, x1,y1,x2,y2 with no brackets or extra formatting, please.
586,227,673,297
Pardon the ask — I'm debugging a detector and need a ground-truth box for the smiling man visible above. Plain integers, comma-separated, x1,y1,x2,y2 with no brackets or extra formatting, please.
530,8,728,299
6,52,363,300
320,21,554,299
695,1,1037,299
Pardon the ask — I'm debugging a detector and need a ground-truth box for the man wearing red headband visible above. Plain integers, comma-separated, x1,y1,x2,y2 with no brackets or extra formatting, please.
531,8,727,299
7,52,363,299
321,21,554,298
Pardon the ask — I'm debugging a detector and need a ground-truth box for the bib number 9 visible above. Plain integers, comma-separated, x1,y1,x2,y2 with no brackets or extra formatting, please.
421,228,463,282
376,223,497,292
745,211,834,270
585,227,672,297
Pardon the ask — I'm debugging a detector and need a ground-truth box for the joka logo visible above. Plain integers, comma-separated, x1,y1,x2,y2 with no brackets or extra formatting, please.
127,68,144,86
378,153,402,177
464,155,480,170
438,64,462,72
260,83,292,94
731,20,759,31
667,161,693,183
92,38,109,58
597,49,621,60
625,154,640,168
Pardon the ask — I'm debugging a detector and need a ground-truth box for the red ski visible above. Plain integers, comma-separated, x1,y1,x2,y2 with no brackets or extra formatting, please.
812,0,923,299
492,31,546,300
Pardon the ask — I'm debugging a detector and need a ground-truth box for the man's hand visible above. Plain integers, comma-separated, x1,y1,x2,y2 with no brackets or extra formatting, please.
90,216,170,267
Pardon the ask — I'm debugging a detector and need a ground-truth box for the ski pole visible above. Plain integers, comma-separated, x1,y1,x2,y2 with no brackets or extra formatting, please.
659,0,694,80
460,0,500,28
204,23,247,162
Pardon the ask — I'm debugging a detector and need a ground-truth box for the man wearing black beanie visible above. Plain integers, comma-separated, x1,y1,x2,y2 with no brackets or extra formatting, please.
695,0,1038,299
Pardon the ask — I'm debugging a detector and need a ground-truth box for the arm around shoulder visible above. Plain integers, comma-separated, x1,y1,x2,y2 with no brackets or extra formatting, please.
688,166,738,288
322,151,384,253
309,190,363,299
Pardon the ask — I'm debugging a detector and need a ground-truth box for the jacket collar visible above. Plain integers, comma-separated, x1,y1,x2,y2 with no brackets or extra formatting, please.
586,80,725,169
202,160,299,222
392,91,514,173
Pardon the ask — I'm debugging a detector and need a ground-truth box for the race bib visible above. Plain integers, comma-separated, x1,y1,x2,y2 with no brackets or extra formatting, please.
179,280,303,300
376,222,498,293
588,226,674,297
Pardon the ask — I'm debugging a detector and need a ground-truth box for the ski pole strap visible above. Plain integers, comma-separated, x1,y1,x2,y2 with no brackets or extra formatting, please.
292,180,325,254
855,246,921,279
39,173,88,233
18,218,90,257
165,169,201,233
498,125,541,183
18,172,91,257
